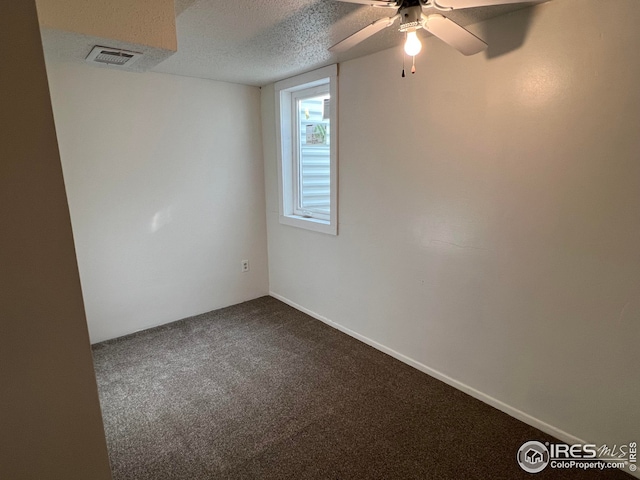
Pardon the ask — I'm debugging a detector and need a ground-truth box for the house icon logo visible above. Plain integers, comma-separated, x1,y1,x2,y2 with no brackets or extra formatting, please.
526,449,542,463
517,441,550,473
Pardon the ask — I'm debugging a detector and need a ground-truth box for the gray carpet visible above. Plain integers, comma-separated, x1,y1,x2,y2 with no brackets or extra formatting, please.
93,296,631,479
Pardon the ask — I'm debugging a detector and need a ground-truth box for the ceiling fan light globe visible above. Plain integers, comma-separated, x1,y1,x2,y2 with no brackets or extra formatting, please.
404,30,422,56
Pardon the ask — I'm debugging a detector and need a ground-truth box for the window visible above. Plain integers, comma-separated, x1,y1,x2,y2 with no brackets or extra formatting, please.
275,65,337,235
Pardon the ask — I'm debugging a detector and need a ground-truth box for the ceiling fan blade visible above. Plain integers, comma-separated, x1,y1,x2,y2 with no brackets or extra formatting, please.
422,14,487,55
333,0,399,7
329,14,400,52
434,0,532,9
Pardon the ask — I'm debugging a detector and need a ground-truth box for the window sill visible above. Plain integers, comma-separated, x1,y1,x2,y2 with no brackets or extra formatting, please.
279,214,337,235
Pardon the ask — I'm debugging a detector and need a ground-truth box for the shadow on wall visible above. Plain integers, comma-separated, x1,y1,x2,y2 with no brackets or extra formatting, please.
175,0,199,17
479,4,535,59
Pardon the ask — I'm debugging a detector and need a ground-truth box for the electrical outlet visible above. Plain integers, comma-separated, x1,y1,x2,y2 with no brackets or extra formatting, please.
241,260,249,272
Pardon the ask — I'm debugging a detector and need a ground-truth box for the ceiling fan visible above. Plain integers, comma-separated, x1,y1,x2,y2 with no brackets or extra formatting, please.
329,0,535,61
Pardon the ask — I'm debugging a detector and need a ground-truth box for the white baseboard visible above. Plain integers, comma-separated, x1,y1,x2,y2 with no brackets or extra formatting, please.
270,291,639,479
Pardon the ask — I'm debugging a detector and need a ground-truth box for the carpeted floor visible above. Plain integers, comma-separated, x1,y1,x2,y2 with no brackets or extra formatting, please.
92,296,631,479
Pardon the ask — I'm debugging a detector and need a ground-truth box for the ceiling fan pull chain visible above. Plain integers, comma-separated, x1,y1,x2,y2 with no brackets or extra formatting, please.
411,56,416,74
401,45,406,77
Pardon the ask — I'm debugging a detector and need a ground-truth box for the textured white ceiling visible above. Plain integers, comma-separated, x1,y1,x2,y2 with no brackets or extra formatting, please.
39,0,546,86
152,0,546,86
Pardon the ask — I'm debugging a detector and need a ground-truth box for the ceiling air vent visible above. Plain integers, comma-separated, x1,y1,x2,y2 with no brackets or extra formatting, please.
85,46,142,67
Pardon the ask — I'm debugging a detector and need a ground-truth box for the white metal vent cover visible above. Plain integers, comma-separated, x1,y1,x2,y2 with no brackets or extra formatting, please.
85,46,142,67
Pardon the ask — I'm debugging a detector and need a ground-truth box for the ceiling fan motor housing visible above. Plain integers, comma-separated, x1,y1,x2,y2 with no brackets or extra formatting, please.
399,5,423,31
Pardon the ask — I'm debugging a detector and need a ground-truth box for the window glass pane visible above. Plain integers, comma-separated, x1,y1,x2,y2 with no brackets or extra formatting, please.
297,93,330,218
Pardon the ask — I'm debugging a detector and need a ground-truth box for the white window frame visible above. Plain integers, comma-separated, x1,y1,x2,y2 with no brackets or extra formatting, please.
275,64,338,235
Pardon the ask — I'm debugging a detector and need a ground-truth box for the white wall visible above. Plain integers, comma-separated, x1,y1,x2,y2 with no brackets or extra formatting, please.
0,2,111,478
262,0,640,456
47,61,269,343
